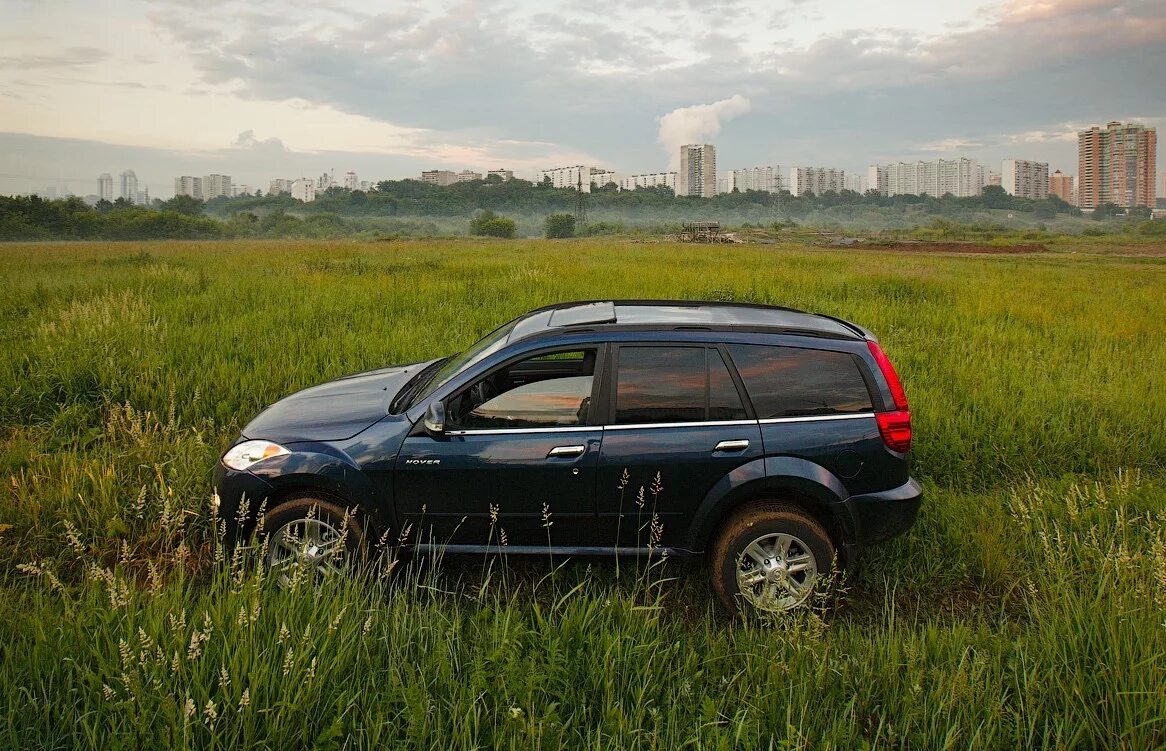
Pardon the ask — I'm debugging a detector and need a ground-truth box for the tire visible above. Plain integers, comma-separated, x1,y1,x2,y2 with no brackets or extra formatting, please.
709,503,835,616
257,495,366,586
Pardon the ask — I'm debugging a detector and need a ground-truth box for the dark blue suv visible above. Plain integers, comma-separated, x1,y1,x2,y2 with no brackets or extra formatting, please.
214,300,921,614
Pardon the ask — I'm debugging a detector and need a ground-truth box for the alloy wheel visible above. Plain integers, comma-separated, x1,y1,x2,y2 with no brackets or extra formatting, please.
735,532,818,612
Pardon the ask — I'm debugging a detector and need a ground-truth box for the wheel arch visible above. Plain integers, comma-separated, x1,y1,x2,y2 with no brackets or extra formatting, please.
685,457,856,562
241,447,393,544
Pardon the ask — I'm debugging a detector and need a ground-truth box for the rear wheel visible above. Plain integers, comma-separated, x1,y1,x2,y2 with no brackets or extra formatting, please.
709,503,834,615
258,496,365,587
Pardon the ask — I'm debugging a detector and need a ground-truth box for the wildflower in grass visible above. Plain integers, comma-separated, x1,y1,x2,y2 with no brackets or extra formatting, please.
203,699,217,723
509,707,524,720
238,689,250,711
649,513,664,549
328,607,347,635
219,666,230,690
102,684,115,702
306,657,318,681
635,486,646,509
282,647,295,676
278,623,290,644
184,697,196,719
542,503,553,528
16,562,64,592
362,615,374,636
62,520,85,556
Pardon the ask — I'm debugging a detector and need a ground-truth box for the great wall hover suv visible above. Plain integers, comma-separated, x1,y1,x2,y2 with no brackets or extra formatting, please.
214,300,921,614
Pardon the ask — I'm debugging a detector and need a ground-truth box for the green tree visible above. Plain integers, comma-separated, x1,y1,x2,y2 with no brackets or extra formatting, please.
161,194,205,216
1092,202,1122,219
469,210,517,238
544,213,575,238
980,185,1011,209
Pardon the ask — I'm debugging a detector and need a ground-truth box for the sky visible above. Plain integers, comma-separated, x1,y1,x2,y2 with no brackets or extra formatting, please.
0,0,1163,198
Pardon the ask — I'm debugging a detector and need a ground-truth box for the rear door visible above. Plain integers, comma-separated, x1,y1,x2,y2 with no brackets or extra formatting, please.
595,344,762,549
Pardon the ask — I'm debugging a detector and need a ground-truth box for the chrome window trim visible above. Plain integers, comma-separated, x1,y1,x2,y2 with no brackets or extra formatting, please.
758,412,875,424
444,413,875,435
604,419,757,431
444,425,598,436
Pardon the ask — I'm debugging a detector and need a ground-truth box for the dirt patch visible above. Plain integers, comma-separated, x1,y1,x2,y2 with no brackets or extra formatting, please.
860,241,1048,254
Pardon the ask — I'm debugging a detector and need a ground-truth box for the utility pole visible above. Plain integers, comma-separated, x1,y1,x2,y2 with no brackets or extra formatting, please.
575,170,587,227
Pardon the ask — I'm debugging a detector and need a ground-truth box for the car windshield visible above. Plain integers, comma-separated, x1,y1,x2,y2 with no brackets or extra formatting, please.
407,317,519,408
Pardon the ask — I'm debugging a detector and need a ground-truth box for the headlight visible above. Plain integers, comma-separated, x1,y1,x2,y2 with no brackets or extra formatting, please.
222,440,290,471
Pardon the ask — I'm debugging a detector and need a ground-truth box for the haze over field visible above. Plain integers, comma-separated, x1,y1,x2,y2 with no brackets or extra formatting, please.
1,0,1164,198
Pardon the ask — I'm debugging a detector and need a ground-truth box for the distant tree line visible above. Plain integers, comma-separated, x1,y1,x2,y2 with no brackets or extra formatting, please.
1,180,1160,241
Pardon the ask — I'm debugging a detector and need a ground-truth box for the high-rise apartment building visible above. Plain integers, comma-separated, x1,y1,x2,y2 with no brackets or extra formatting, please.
867,158,984,198
619,172,677,192
537,165,613,193
1001,159,1049,200
291,178,315,203
789,167,846,196
421,170,458,187
174,176,203,199
731,166,787,194
456,170,483,182
677,144,716,198
97,173,114,202
1078,121,1157,209
119,170,138,203
201,174,232,200
269,178,294,195
844,173,868,194
487,169,514,181
343,171,359,191
1049,170,1074,204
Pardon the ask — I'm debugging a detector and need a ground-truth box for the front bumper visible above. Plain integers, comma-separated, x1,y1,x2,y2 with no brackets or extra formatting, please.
847,477,922,547
212,462,276,549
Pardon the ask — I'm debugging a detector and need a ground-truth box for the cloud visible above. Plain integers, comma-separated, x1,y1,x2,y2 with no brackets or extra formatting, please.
657,96,753,168
0,46,108,70
3,0,1165,186
232,129,290,154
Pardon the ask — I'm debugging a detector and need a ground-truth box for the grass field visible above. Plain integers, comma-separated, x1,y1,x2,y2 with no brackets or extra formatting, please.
2,238,1165,749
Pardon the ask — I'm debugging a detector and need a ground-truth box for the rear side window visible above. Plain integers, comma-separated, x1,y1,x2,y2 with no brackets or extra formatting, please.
614,346,746,424
727,344,872,418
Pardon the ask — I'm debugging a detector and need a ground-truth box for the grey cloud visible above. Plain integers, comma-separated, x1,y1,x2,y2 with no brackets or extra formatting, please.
60,1,1166,176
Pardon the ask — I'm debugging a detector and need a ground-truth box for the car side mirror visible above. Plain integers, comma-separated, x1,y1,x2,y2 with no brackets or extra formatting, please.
424,401,446,436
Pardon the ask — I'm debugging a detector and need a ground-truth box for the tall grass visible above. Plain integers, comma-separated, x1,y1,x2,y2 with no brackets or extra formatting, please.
1,239,1165,748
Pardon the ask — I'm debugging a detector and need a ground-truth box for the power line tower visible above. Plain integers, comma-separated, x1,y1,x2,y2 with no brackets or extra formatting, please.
575,170,587,227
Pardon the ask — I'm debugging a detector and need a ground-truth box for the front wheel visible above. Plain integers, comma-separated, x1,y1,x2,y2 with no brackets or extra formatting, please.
259,496,365,587
709,504,834,615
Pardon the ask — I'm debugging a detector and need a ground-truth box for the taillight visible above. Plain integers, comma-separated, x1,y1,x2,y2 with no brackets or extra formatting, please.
867,341,911,453
875,410,912,453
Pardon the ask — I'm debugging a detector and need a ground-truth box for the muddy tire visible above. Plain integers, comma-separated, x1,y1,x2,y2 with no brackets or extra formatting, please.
709,503,834,616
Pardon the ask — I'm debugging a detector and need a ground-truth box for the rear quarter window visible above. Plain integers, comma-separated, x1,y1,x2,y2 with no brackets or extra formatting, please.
727,344,873,418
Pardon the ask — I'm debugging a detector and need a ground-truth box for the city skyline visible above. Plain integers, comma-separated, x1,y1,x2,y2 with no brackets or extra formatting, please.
1,0,1164,198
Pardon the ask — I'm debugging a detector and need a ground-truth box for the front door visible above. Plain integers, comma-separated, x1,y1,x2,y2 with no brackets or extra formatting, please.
596,344,762,550
395,347,603,548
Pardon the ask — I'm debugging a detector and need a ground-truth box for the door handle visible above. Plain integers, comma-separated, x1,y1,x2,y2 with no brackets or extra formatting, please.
714,439,750,452
547,445,586,458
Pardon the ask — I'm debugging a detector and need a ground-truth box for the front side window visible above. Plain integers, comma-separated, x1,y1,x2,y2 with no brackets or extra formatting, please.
727,344,872,418
447,349,595,430
614,346,747,424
